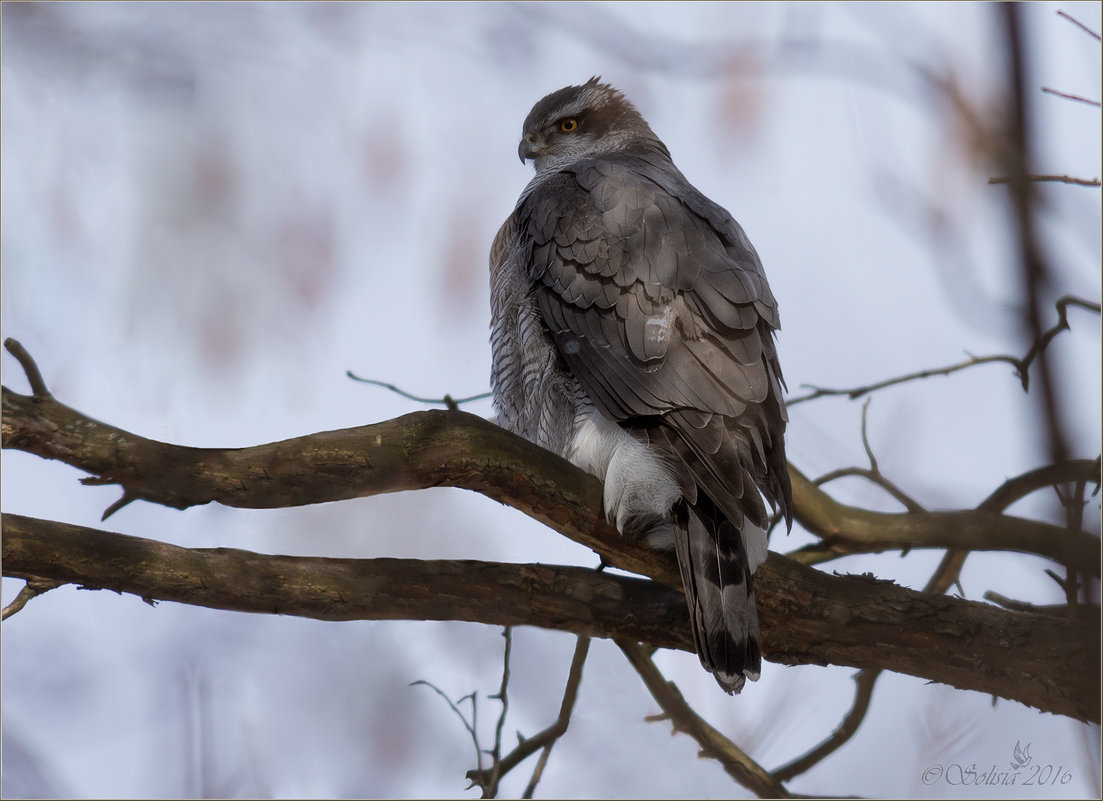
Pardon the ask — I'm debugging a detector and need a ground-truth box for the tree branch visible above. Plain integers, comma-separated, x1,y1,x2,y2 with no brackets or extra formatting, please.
2,512,691,643
785,466,1098,575
788,296,1101,404
771,669,880,784
3,513,1098,723
988,171,1101,184
466,635,592,795
617,640,790,799
4,382,1097,578
1,577,62,620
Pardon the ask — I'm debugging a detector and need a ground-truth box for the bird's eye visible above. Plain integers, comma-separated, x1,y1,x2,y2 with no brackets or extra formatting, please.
559,118,579,133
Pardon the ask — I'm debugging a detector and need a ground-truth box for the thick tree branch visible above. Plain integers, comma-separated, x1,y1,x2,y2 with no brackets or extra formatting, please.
0,382,666,587
2,513,690,644
3,513,1098,723
786,467,1098,575
4,383,1097,578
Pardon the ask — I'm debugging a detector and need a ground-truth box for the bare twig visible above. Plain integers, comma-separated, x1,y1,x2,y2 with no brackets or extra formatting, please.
978,458,1101,512
985,591,1056,615
785,458,1099,571
857,399,879,474
481,627,513,799
1018,297,1101,391
521,636,589,799
99,490,140,521
1057,8,1101,40
808,400,927,515
617,640,790,798
810,467,926,516
466,635,593,797
410,680,484,784
3,338,52,399
772,669,881,783
788,353,1020,405
796,455,1101,570
1040,87,1102,107
346,372,490,411
773,512,971,783
988,172,1101,185
1,579,62,620
788,295,1100,405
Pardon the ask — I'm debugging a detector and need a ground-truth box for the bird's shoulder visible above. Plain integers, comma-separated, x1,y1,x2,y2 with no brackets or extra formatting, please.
506,150,778,330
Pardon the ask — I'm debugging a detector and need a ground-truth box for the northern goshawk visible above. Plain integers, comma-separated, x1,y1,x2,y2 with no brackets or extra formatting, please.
489,77,791,693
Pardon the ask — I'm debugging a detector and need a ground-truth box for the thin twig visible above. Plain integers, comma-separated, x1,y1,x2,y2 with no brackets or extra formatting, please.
346,372,490,411
788,295,1100,405
466,636,593,795
858,399,878,474
789,353,1021,405
100,491,140,521
812,467,926,515
773,518,971,782
522,636,591,799
772,669,881,783
796,400,926,523
482,627,513,799
1040,87,1102,107
3,338,52,399
1,579,63,620
616,640,790,799
978,458,1100,512
988,173,1101,185
1057,8,1101,40
857,399,925,513
410,681,484,783
1018,297,1101,388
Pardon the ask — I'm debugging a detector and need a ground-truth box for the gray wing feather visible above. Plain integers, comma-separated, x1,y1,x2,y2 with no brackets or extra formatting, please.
516,153,791,530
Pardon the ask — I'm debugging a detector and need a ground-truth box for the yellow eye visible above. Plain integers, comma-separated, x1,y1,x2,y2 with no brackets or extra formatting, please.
559,118,579,133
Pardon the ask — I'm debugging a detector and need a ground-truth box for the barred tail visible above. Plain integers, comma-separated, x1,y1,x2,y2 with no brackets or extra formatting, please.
673,500,763,694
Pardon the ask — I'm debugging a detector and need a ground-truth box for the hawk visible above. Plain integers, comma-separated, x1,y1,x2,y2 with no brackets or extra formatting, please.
489,77,791,693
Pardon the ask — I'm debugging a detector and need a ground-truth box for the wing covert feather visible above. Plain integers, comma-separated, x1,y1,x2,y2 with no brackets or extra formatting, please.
515,152,791,526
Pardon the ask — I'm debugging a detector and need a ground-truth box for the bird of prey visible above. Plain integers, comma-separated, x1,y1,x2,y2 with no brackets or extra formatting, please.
489,77,791,693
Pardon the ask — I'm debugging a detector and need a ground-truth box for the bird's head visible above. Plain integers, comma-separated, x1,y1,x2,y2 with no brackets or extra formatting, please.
517,77,668,172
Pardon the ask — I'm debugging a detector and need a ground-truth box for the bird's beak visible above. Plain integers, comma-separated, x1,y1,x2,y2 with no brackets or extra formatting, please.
518,133,542,164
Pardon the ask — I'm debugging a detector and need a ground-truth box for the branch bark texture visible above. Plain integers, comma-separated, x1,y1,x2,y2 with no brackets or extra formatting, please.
3,514,1098,723
4,386,1097,577
2,382,1100,722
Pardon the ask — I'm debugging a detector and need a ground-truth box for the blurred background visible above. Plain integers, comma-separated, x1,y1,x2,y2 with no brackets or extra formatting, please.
2,2,1100,797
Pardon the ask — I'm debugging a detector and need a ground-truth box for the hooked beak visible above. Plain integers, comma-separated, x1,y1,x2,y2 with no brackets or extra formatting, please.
518,133,543,164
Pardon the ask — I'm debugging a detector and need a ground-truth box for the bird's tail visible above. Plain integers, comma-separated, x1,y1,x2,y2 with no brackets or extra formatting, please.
673,500,764,694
